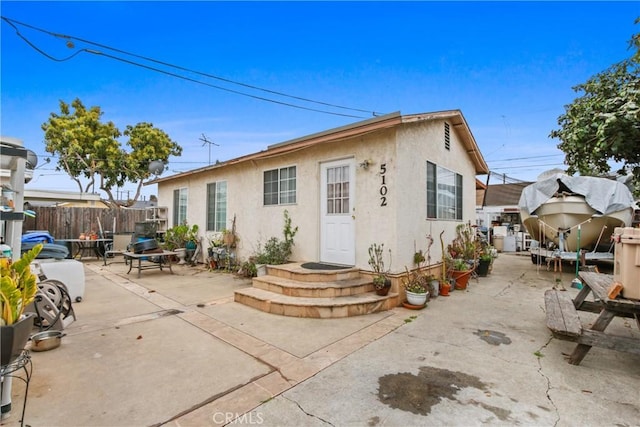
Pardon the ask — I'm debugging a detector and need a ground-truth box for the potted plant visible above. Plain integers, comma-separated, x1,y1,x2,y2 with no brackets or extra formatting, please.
402,268,429,306
450,257,473,290
477,249,493,277
439,231,452,296
447,223,480,262
222,228,236,248
421,233,440,298
163,222,199,250
206,233,224,268
368,243,392,296
163,222,199,264
1,244,41,365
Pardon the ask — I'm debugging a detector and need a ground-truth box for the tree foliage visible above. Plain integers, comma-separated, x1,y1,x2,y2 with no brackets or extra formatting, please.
42,98,182,207
550,24,640,196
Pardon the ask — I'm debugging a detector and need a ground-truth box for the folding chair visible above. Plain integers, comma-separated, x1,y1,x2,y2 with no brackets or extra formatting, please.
103,234,133,265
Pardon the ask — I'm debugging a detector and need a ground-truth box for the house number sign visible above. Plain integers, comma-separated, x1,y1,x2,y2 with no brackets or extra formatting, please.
379,163,388,207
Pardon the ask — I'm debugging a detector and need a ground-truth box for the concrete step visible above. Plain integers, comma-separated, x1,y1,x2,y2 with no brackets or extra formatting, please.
252,275,374,298
266,263,361,282
234,287,399,318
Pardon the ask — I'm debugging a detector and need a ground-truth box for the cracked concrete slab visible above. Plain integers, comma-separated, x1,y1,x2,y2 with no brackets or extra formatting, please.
251,254,640,426
2,260,406,427
197,301,394,358
3,254,638,426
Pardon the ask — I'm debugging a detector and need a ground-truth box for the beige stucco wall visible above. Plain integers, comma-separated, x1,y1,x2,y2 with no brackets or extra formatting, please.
157,119,479,273
394,119,478,275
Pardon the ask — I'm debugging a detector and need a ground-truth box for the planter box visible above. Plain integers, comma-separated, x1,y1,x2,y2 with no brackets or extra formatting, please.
1,313,35,366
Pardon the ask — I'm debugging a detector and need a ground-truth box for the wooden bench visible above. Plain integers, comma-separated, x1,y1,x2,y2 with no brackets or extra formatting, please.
544,289,582,337
546,273,640,365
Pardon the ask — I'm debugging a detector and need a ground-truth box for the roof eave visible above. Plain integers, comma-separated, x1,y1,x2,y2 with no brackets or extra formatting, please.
149,109,489,185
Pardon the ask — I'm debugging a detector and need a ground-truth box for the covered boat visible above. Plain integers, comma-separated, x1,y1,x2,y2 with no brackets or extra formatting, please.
518,173,636,252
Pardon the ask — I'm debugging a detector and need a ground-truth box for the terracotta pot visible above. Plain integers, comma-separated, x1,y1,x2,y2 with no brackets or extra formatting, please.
440,281,450,296
451,269,472,290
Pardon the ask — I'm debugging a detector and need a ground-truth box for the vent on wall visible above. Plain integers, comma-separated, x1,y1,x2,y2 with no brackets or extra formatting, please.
444,122,450,150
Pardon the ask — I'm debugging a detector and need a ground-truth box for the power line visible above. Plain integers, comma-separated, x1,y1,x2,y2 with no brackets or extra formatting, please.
490,162,566,171
1,16,385,119
486,154,564,162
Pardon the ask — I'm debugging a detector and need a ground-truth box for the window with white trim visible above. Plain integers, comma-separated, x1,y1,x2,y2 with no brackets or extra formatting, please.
263,166,296,205
206,181,227,231
172,188,188,225
427,161,462,220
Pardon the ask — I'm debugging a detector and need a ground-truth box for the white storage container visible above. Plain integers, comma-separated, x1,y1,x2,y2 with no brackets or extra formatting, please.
31,259,86,302
503,235,517,252
613,227,640,300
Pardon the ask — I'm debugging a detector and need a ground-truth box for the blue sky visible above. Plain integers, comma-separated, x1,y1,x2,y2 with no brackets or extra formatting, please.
2,1,639,199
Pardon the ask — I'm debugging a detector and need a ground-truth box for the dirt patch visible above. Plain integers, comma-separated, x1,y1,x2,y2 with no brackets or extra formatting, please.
378,366,487,415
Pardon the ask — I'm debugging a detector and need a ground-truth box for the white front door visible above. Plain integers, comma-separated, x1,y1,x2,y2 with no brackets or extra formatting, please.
320,159,355,266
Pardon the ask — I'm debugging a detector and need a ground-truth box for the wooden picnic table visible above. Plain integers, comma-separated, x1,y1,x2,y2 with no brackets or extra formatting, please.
123,250,178,278
544,272,640,365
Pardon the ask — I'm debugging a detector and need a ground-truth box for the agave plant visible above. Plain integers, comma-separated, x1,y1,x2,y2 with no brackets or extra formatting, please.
0,243,42,326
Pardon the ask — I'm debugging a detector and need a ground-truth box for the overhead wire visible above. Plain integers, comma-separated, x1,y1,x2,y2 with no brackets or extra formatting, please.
1,16,384,119
485,154,564,162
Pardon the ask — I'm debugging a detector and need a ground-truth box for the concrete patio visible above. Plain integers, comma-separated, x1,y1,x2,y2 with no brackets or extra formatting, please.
2,253,639,426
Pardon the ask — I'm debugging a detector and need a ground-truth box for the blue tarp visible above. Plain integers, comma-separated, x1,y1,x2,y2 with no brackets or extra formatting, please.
21,232,68,259
21,232,55,244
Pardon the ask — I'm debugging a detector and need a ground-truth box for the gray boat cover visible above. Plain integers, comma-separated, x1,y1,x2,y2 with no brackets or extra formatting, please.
518,173,636,216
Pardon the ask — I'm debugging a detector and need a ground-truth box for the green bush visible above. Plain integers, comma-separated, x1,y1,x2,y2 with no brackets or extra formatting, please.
254,210,298,265
241,260,258,278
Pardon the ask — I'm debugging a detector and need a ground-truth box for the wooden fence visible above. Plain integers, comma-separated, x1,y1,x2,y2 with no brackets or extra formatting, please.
23,207,147,240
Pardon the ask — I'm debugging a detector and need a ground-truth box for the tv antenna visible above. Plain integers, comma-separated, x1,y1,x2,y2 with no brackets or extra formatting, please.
199,133,219,165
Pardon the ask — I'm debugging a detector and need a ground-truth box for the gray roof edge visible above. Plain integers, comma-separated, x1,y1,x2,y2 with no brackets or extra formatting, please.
266,111,402,150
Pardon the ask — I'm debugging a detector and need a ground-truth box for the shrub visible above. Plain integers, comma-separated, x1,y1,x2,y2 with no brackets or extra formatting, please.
254,210,298,265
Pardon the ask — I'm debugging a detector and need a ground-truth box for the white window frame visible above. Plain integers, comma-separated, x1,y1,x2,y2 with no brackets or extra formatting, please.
427,161,463,220
206,181,227,232
173,187,188,226
263,166,297,206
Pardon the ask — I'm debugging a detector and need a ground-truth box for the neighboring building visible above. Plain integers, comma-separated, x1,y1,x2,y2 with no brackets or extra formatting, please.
475,181,532,231
150,111,489,273
23,189,107,208
475,181,533,252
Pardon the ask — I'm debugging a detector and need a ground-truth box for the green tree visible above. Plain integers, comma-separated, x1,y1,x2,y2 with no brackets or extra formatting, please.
550,23,640,196
41,98,182,207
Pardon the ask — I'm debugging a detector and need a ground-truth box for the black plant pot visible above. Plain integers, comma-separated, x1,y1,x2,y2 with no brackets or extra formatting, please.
375,278,392,296
477,259,491,277
1,312,35,366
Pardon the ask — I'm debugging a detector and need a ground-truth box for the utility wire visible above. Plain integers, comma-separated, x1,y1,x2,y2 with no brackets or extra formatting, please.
88,49,369,118
486,154,564,162
1,16,384,118
491,162,566,171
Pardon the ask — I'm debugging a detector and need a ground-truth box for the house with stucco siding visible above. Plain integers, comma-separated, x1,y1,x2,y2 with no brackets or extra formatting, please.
150,110,488,280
